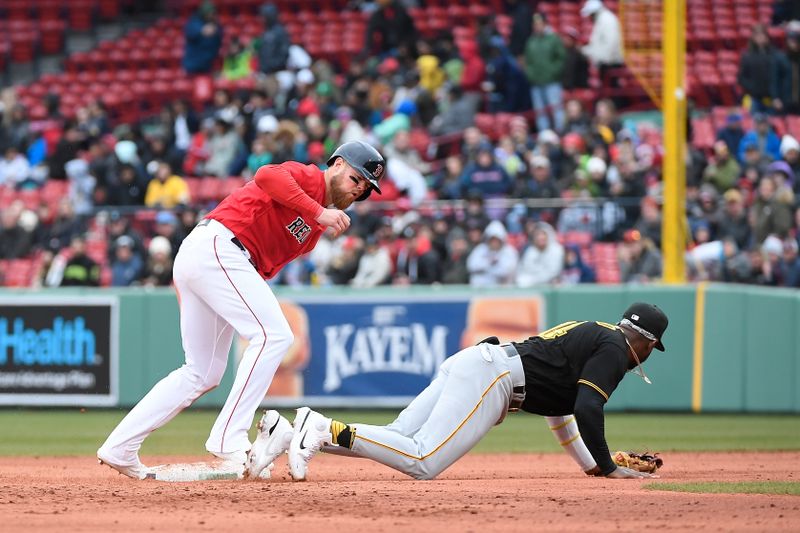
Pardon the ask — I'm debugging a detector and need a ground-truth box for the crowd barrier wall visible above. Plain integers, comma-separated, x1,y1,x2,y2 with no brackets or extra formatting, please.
1,284,797,412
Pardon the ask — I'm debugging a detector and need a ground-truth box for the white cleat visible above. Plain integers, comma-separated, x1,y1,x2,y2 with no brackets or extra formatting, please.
209,449,248,475
288,407,332,481
246,410,293,479
97,448,151,480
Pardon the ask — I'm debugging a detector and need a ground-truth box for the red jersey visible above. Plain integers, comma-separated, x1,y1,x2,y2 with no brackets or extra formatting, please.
207,162,327,279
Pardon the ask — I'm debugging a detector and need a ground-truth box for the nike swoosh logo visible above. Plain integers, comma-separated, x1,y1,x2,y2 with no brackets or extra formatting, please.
297,411,310,432
299,433,308,450
267,417,280,436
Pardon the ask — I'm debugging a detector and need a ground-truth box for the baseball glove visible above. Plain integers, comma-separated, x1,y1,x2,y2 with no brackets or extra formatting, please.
612,451,663,473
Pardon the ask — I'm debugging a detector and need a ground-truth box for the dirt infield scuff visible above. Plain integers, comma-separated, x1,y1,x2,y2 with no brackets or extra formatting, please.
1,452,798,532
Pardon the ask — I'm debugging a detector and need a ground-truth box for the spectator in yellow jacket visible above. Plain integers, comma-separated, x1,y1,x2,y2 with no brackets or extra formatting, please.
144,161,190,209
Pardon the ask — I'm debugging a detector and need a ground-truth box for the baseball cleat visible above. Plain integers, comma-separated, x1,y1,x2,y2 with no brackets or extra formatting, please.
245,410,292,479
288,407,332,481
97,448,151,480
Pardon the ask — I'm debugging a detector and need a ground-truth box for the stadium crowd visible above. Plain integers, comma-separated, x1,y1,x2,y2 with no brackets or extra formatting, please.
2,0,800,289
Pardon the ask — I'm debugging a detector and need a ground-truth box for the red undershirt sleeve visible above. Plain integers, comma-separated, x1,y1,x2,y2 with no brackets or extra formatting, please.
254,164,324,220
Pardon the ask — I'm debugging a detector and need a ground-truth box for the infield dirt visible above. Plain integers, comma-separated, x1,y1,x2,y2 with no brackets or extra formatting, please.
1,452,798,532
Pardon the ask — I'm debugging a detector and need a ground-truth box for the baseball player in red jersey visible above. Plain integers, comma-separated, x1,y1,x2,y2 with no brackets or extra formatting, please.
97,141,386,479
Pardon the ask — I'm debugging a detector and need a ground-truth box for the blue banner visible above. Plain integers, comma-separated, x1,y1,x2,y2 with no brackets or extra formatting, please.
301,300,469,397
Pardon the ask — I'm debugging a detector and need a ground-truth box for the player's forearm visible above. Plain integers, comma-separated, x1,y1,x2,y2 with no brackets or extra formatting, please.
544,415,597,472
573,395,616,475
254,165,324,220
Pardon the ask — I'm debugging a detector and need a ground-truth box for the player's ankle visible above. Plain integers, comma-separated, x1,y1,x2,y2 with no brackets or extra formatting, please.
330,420,354,448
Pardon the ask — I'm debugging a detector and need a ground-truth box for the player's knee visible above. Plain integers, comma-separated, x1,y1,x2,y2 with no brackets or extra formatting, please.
268,325,294,352
408,462,440,481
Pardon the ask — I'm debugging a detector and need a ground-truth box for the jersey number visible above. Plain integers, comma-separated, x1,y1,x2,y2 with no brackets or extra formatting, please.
538,321,585,340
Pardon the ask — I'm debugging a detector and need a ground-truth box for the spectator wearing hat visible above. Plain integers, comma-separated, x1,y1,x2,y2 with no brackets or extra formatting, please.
717,189,752,250
145,161,191,209
751,175,793,243
107,163,146,206
142,236,174,287
702,140,741,195
765,160,796,205
737,24,782,115
153,210,185,259
737,113,781,163
580,0,623,91
617,229,662,283
255,4,290,75
459,142,513,199
716,112,745,156
517,154,560,203
466,220,519,287
110,235,144,287
182,0,223,75
779,134,800,189
524,12,566,132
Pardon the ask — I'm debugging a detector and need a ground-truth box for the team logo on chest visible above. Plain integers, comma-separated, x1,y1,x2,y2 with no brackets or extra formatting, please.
286,216,312,243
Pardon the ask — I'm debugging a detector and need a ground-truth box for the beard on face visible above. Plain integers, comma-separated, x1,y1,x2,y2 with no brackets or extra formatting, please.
330,170,361,210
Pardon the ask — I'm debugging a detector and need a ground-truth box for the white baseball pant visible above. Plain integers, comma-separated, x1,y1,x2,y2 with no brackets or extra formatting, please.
99,219,293,464
345,343,525,480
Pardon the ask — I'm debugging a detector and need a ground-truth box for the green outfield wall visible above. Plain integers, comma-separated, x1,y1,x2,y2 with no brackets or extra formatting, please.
0,284,798,412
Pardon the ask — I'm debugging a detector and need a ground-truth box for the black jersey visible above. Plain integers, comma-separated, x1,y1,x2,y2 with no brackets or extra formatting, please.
515,320,629,415
513,320,631,474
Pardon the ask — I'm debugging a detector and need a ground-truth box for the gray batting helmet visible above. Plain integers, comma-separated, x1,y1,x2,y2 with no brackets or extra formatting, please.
327,141,385,201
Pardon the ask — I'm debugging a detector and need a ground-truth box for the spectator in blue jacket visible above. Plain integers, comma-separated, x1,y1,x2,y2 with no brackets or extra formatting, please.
737,113,781,163
182,1,223,74
460,142,513,197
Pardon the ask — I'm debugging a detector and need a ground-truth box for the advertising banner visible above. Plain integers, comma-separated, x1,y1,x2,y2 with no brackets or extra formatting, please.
0,297,119,406
250,295,545,408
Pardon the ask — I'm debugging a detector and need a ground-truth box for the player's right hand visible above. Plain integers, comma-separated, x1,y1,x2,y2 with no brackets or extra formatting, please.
316,208,351,237
606,466,658,479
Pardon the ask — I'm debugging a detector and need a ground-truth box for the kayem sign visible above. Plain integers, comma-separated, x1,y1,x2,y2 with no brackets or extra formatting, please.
0,297,119,406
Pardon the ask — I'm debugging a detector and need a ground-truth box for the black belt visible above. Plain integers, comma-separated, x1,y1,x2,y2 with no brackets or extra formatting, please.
197,218,254,266
500,343,526,410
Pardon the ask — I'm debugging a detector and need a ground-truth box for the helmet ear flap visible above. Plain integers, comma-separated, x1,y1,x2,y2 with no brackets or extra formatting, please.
356,189,372,202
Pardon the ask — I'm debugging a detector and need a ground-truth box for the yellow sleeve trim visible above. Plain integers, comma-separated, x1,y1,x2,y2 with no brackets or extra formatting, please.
560,434,581,446
548,416,576,431
577,379,609,401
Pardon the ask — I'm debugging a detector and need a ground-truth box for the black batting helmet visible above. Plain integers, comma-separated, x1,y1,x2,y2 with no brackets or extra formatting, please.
327,141,385,201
